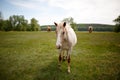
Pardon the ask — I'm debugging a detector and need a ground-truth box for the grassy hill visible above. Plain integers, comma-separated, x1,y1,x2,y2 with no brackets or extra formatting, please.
0,32,120,80
41,23,114,31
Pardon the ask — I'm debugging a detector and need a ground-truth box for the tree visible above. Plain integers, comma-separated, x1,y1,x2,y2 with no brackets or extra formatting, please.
113,15,120,32
62,17,77,31
0,19,3,31
0,14,40,31
0,12,12,31
9,15,28,31
9,15,17,30
17,16,28,31
0,11,4,30
30,18,40,31
3,20,11,31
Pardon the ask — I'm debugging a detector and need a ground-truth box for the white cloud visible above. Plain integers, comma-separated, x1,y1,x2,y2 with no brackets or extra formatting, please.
5,0,120,25
47,0,120,24
7,0,47,9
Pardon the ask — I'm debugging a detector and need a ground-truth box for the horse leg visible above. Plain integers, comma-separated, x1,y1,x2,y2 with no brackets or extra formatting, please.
67,54,71,73
67,50,71,73
62,51,66,61
58,50,62,69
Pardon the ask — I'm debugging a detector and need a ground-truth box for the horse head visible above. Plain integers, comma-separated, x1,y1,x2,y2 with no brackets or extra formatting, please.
54,22,68,49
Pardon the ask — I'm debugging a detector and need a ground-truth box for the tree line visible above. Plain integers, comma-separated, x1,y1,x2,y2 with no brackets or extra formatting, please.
113,15,120,32
0,13,40,31
41,15,120,32
0,11,120,32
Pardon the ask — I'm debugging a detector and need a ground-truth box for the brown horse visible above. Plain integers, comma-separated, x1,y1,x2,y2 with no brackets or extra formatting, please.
88,26,93,33
47,26,51,32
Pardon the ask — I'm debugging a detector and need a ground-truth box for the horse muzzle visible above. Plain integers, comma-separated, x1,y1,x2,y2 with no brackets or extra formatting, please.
56,45,61,49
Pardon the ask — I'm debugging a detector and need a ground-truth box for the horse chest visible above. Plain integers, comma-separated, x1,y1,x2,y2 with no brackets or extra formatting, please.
61,41,70,50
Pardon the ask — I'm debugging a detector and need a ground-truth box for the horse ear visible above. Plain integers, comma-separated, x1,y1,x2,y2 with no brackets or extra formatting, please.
54,22,57,26
63,22,66,27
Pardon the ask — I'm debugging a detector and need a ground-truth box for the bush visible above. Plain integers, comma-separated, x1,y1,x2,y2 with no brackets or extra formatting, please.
114,24,120,32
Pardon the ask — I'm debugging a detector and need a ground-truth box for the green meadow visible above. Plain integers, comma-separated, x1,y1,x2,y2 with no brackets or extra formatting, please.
0,31,120,80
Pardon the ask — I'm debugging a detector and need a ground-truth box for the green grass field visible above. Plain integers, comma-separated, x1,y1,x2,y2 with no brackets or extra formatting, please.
0,31,120,80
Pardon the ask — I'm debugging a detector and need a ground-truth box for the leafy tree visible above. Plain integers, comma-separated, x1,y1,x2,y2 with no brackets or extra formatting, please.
30,18,40,31
21,20,28,31
113,15,120,32
0,12,12,31
0,14,41,31
0,19,3,31
17,16,28,31
3,20,11,31
0,11,4,30
9,15,28,31
62,17,77,31
9,15,17,30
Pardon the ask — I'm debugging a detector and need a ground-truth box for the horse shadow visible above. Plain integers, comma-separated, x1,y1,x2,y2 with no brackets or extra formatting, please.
34,58,76,80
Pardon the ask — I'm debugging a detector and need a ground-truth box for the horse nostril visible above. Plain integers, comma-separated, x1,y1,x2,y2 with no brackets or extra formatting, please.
56,46,61,49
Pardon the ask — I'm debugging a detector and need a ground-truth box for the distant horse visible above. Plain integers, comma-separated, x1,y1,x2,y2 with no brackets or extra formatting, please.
47,26,51,32
54,22,77,73
88,26,93,33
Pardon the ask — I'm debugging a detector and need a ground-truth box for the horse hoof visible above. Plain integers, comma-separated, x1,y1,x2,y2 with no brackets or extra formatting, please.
68,70,70,73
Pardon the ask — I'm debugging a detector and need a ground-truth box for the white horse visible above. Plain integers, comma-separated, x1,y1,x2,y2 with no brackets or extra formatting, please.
54,22,77,73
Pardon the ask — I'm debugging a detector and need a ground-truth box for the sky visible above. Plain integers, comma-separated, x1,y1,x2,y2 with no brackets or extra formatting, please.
0,0,120,25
